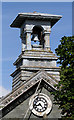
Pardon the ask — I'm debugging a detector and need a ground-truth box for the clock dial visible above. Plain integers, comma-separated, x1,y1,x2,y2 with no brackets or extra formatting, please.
33,96,48,112
29,93,52,117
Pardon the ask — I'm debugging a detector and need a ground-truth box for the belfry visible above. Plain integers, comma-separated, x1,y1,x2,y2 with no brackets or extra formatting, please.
0,12,62,119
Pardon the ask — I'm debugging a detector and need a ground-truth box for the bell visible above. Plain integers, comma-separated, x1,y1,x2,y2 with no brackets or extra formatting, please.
32,34,39,42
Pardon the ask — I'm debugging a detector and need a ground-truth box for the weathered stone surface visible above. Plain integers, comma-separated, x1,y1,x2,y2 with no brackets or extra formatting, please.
1,70,60,118
10,50,59,90
2,87,61,118
0,12,62,119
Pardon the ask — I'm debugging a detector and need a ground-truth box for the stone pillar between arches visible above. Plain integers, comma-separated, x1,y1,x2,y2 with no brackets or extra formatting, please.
44,32,50,50
26,31,32,50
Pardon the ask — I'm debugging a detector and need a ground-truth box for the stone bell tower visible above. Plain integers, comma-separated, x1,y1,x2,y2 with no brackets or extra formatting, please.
10,12,62,90
11,12,51,51
1,12,62,119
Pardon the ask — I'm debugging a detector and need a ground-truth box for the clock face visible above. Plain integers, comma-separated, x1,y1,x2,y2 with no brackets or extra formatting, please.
29,93,52,116
33,96,48,112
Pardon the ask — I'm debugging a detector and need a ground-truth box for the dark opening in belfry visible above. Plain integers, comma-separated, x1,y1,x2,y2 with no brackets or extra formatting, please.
31,25,45,48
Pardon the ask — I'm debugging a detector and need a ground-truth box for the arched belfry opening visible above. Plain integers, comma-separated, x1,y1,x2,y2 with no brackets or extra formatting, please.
31,25,45,49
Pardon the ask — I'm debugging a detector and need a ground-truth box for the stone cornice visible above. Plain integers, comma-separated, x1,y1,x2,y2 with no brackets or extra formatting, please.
13,51,58,66
10,12,62,28
10,66,60,77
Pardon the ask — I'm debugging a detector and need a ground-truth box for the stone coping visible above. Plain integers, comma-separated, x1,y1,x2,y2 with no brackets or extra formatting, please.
0,70,57,108
10,12,62,28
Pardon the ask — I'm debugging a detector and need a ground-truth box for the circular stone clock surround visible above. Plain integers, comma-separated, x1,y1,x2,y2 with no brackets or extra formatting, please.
29,93,52,117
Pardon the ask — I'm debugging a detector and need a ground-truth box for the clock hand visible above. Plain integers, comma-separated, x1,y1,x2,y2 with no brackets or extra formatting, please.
36,103,42,107
36,103,44,110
